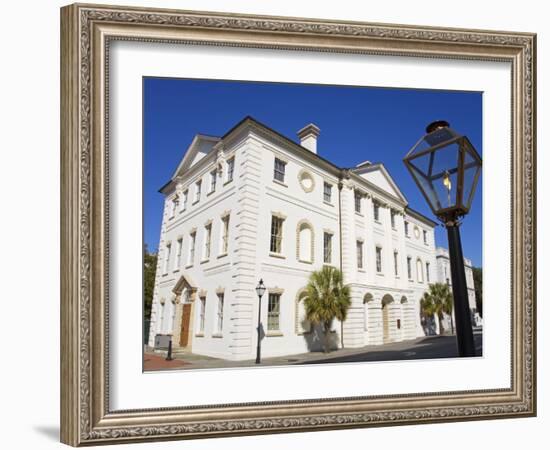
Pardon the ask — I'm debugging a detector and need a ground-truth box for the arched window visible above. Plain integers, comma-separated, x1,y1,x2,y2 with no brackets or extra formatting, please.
297,220,314,263
416,258,424,283
295,290,311,334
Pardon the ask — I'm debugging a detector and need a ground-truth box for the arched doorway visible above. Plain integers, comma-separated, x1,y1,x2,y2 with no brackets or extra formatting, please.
381,294,395,344
400,295,416,340
363,293,374,331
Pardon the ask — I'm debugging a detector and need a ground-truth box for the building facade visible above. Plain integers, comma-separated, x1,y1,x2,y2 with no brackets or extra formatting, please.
434,247,480,330
147,116,472,361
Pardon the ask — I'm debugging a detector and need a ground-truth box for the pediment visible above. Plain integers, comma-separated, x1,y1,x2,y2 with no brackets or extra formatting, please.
171,134,221,179
172,274,198,295
353,163,407,203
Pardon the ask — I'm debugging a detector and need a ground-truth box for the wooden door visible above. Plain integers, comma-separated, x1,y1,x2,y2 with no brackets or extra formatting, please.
180,304,191,347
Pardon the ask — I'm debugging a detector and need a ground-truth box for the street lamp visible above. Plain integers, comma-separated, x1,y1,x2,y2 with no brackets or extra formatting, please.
255,279,266,364
404,120,482,357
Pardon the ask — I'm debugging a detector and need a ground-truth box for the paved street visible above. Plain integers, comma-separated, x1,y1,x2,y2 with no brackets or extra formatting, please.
144,328,482,371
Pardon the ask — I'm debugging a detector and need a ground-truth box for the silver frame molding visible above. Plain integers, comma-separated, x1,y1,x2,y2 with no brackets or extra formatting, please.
60,3,536,446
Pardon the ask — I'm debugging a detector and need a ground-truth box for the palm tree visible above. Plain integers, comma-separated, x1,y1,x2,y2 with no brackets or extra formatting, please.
421,283,454,335
302,266,351,353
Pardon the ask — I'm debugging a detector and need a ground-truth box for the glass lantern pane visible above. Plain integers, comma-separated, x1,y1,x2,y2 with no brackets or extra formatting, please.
462,164,481,210
408,163,440,212
426,142,461,210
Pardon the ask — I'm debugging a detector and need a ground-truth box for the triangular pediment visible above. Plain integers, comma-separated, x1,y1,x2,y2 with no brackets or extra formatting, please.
172,134,221,179
173,274,198,295
353,163,407,204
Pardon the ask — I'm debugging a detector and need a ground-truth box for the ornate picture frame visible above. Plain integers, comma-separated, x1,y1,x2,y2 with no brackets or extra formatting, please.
60,3,536,446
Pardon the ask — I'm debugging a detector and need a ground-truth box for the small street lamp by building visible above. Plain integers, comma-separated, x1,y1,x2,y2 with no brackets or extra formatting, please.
255,279,266,364
404,120,482,357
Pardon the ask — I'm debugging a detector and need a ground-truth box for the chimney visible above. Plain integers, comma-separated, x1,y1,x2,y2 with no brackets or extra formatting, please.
297,123,320,154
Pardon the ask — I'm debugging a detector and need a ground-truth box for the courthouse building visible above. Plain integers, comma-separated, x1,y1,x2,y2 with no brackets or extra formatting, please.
147,116,475,360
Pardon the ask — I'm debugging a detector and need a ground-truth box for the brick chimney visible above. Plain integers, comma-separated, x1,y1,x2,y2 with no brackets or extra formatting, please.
297,123,320,154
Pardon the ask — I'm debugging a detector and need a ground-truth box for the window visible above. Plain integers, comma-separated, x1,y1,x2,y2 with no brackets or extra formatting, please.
194,180,202,203
407,256,412,279
394,251,399,276
170,197,178,218
323,182,332,203
188,232,196,266
174,238,183,270
163,243,171,274
274,158,286,183
216,293,224,334
373,201,380,221
267,293,281,331
199,296,206,333
181,190,188,211
203,224,212,260
356,241,364,269
158,300,165,333
226,157,235,183
423,230,428,245
220,215,230,255
404,220,410,236
354,190,362,213
391,210,396,229
209,169,217,193
417,259,424,283
323,232,333,264
426,262,430,282
270,216,284,254
376,246,382,273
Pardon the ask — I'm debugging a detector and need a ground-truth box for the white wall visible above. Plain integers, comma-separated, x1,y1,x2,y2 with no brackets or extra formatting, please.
0,1,546,450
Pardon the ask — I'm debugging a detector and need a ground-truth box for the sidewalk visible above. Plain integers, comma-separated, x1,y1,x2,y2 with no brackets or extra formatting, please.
144,329,482,371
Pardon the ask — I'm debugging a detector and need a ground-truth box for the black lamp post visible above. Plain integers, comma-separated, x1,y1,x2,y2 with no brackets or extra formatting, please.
255,279,266,364
404,120,482,357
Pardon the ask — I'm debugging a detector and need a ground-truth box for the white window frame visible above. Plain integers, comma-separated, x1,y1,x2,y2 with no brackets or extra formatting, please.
391,210,396,229
216,293,224,334
163,243,171,274
203,224,212,260
394,250,399,276
376,246,383,273
373,201,380,222
426,261,431,282
407,256,412,280
323,182,332,203
181,189,188,211
404,220,410,236
323,232,333,264
356,240,364,269
226,157,235,183
194,180,202,203
220,215,230,255
417,258,424,283
273,158,286,183
209,169,217,193
270,215,284,254
198,296,206,334
354,190,362,214
267,293,281,332
423,229,428,245
174,238,183,271
188,232,196,266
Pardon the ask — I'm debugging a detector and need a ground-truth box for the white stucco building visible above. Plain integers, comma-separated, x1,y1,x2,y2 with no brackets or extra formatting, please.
434,247,480,330
147,116,475,361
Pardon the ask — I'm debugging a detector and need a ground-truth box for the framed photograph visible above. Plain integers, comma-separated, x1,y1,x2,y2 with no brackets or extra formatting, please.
60,3,536,446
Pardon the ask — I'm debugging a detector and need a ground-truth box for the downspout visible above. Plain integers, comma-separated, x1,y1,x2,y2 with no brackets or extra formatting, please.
338,174,345,349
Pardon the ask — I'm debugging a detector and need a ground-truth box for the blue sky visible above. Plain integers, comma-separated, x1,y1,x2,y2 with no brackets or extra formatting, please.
143,78,482,267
